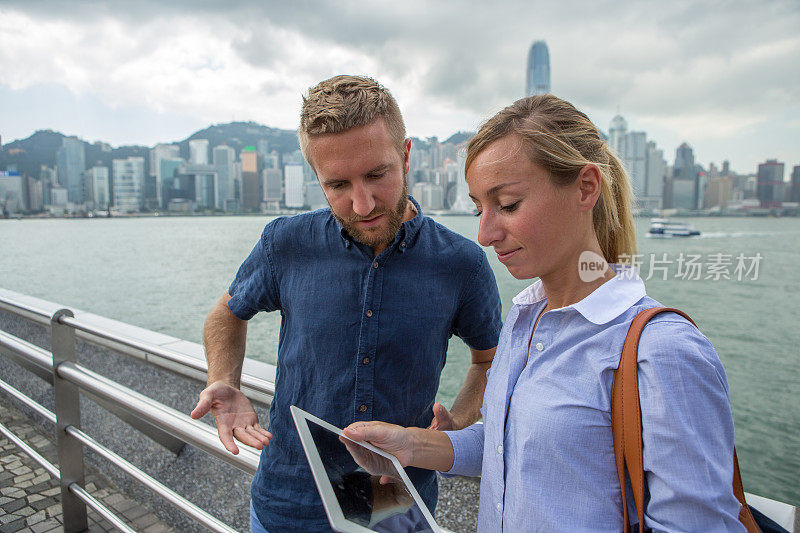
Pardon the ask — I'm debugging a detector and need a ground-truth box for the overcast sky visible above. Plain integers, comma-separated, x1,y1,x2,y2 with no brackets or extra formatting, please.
1,0,798,174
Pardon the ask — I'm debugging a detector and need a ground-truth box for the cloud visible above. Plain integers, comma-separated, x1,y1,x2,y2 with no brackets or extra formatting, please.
0,0,797,170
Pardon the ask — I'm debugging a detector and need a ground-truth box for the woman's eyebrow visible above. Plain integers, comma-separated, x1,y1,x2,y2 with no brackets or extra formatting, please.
486,181,522,196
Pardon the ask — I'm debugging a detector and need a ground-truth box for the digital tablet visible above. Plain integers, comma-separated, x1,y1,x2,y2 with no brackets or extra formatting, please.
291,405,442,533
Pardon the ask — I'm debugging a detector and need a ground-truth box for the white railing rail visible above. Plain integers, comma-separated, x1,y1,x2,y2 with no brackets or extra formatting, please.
0,296,263,532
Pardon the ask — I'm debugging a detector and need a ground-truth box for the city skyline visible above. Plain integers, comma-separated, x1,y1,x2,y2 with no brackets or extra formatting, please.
0,1,798,175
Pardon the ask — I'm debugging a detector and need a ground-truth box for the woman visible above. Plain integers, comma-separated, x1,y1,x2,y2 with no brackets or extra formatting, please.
343,95,745,531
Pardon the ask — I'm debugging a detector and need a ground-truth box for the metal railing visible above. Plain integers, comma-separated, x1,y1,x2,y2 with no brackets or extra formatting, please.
0,294,272,532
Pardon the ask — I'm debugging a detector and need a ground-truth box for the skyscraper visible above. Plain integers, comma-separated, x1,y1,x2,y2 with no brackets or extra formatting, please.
608,115,628,159
112,156,145,213
525,41,550,96
56,137,86,204
213,145,236,210
189,139,209,165
241,148,260,210
756,159,785,208
150,143,180,208
670,143,699,210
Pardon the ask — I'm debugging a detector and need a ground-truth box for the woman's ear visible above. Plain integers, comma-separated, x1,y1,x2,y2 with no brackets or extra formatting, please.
576,164,602,211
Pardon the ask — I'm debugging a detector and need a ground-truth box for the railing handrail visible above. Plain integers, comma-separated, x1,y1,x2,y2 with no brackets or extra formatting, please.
0,328,259,473
0,320,255,531
0,292,275,399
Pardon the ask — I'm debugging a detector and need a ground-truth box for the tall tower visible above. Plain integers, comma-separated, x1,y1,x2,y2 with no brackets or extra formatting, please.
525,41,551,96
56,137,86,204
608,115,628,160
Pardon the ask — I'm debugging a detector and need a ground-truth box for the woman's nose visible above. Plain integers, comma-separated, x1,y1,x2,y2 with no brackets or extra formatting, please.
477,211,502,247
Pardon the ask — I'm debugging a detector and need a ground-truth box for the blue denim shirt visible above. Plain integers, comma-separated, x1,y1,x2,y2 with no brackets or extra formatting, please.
228,198,502,532
444,265,744,532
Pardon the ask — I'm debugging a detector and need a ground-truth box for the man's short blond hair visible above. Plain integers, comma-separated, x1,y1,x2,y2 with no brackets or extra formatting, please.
299,75,407,166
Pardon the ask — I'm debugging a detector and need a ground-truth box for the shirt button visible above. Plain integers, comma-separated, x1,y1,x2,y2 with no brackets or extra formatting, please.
362,356,370,365
359,404,367,412
497,445,503,454
365,309,373,317
373,261,379,269
535,342,545,352
496,502,502,512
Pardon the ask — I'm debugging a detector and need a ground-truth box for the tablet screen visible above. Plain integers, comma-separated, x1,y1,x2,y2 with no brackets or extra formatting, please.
307,419,435,532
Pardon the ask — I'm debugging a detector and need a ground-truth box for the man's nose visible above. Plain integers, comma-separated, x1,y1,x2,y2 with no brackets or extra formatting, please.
351,181,376,217
477,211,501,247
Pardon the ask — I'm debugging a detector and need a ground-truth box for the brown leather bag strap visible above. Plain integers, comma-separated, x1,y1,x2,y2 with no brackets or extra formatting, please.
611,307,759,533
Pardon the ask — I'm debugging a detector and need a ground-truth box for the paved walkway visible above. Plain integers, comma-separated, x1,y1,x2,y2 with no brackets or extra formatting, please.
0,397,174,533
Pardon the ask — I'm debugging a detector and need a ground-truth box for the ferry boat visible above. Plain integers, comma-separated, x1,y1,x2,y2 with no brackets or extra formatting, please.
648,218,701,237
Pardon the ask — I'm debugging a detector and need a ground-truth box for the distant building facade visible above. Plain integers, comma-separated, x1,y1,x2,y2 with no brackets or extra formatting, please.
756,159,785,208
189,139,209,165
791,165,800,203
0,171,26,214
669,142,699,210
525,41,550,96
56,137,86,204
113,156,145,213
284,163,304,208
150,143,180,208
241,148,260,210
85,165,110,210
213,145,236,210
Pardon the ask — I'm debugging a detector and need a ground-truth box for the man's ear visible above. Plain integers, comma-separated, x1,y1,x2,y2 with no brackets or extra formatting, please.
403,138,411,176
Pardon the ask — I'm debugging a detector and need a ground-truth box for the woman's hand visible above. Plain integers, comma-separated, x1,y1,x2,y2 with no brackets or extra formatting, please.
343,421,456,473
342,421,415,467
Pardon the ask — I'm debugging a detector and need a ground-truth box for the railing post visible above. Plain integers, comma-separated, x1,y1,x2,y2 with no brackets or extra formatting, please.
51,308,88,532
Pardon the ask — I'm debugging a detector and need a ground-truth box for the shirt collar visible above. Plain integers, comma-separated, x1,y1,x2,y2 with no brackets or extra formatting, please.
511,264,646,325
336,195,424,252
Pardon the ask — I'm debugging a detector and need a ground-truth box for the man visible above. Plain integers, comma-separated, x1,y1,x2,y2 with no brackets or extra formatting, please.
191,75,501,532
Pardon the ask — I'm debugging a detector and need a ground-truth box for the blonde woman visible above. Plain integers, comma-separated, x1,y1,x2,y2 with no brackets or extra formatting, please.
344,95,745,531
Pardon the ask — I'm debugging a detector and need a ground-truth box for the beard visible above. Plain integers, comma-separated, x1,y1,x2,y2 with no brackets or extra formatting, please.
333,178,409,249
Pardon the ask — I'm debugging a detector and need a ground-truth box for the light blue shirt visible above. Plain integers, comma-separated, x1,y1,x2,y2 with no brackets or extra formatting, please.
444,265,745,532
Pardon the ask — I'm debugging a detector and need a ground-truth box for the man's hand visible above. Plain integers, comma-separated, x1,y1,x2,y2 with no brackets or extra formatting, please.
190,381,272,455
428,402,457,431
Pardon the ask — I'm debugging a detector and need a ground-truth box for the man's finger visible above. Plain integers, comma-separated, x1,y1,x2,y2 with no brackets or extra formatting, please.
190,396,212,419
217,426,240,455
252,424,273,439
242,426,271,448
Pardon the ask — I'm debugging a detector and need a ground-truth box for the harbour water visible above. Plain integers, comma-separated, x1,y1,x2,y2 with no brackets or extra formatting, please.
1,214,798,506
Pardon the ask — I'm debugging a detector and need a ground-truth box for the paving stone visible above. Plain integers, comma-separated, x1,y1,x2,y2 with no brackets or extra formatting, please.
1,496,26,513
25,511,46,526
29,497,56,511
0,516,28,532
30,474,50,485
29,518,60,533
44,502,61,517
1,396,175,533
0,513,22,525
111,497,136,513
122,503,149,521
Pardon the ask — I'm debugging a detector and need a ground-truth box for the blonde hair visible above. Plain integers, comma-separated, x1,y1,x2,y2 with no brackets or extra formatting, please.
466,95,637,263
299,75,406,166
